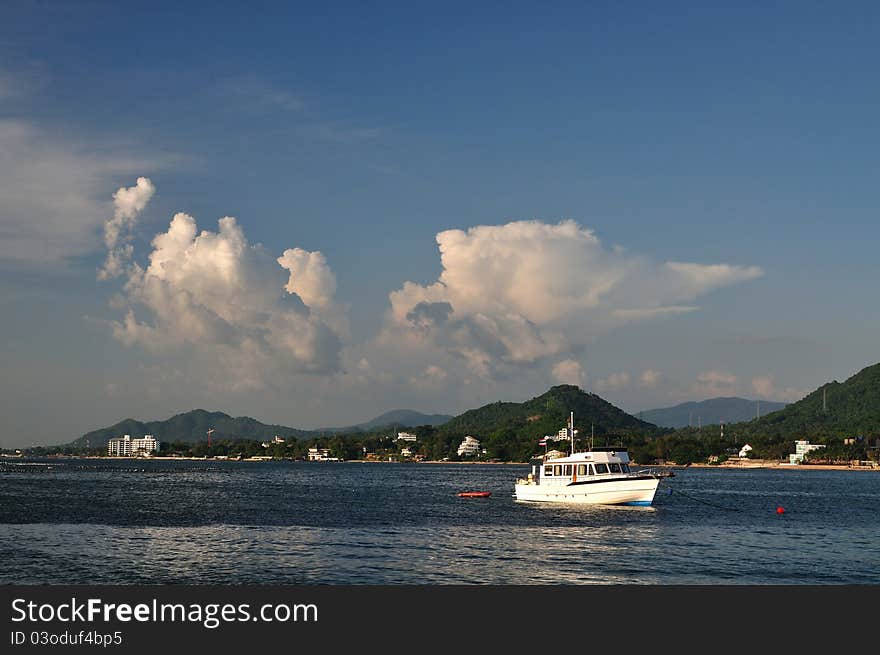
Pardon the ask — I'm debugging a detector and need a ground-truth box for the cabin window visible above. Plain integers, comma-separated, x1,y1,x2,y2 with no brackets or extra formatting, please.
621,464,630,473
609,463,621,473
576,464,588,476
563,465,572,476
553,465,562,476
587,464,595,475
594,463,609,474
544,465,553,476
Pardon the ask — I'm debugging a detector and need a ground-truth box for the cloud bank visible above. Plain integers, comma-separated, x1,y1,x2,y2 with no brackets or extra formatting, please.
102,179,347,388
387,220,763,378
95,188,768,406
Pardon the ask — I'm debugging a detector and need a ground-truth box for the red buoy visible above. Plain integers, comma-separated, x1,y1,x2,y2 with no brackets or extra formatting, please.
457,491,491,498
776,506,785,515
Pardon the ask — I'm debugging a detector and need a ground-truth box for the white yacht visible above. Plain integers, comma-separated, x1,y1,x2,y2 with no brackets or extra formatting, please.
514,413,672,506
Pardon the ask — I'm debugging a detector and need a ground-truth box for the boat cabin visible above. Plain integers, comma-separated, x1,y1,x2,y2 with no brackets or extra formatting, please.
525,449,635,486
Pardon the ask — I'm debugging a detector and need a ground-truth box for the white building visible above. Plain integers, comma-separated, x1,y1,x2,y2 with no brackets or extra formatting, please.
739,444,753,458
108,435,132,456
272,435,286,444
308,447,334,461
457,435,481,457
133,435,159,455
789,440,825,465
108,434,159,457
396,432,417,442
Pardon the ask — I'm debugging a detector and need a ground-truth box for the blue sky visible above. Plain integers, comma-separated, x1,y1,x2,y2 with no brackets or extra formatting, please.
1,1,878,447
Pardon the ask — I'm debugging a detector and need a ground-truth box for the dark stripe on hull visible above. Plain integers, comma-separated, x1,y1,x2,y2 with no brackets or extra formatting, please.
566,475,659,487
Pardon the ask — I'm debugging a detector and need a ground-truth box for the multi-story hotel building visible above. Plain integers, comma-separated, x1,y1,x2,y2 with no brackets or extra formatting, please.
107,434,160,456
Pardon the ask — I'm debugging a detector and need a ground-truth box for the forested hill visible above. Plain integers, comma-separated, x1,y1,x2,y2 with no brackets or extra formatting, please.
440,385,659,448
729,362,880,439
69,409,310,448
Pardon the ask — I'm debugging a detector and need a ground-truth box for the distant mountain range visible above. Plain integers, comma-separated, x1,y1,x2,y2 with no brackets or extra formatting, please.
67,361,880,451
70,408,453,447
639,397,787,428
342,409,453,431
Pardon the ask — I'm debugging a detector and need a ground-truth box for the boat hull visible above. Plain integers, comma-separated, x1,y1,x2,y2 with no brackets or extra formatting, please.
514,475,660,505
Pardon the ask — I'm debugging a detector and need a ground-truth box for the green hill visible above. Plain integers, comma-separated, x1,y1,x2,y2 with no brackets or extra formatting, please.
732,362,880,440
438,385,659,460
70,409,310,448
659,362,880,462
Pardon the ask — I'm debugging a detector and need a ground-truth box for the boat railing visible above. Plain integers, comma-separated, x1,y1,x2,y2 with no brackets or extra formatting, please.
636,466,675,478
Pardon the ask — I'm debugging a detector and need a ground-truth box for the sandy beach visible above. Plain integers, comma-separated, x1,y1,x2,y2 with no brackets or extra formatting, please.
683,460,879,472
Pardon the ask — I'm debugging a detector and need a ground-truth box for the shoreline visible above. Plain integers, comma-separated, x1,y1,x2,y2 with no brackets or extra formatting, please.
3,454,877,471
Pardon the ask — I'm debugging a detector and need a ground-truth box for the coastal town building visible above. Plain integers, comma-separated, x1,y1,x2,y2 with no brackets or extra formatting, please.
307,447,339,461
789,440,825,465
456,435,482,457
739,444,753,458
308,447,331,461
107,434,159,457
396,432,417,442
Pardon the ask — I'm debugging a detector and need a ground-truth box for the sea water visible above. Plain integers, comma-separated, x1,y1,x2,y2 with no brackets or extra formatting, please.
1,459,878,584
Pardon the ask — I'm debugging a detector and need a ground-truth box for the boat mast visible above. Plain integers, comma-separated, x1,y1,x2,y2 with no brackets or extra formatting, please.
570,411,575,456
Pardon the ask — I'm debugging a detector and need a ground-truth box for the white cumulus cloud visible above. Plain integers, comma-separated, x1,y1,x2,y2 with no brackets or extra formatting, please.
640,369,662,387
386,219,763,377
751,375,806,403
98,176,156,280
692,370,738,397
552,359,585,386
277,247,349,338
103,182,347,388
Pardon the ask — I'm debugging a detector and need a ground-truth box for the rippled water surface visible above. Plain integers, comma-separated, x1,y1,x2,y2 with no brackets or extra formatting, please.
1,459,878,584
